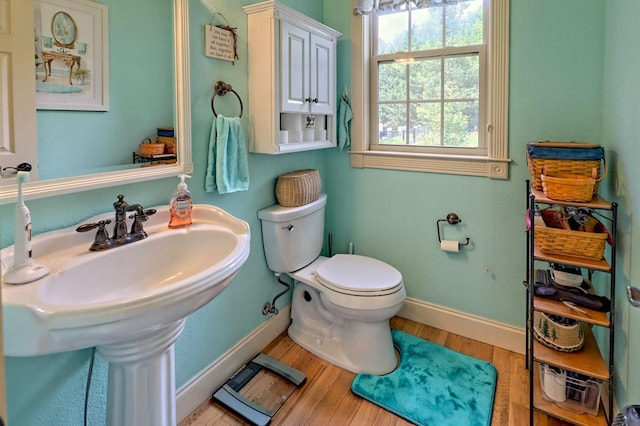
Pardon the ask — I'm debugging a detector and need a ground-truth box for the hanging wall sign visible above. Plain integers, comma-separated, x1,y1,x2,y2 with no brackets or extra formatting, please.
205,24,237,62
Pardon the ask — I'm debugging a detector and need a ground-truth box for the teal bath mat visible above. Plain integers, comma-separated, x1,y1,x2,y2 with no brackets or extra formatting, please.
351,329,497,426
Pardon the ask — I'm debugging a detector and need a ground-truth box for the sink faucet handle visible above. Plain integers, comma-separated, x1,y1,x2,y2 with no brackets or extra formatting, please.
76,219,112,233
129,209,157,240
76,219,113,251
128,208,157,222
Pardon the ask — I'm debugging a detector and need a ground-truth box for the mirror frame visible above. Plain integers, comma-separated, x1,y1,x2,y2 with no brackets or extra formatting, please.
0,0,192,205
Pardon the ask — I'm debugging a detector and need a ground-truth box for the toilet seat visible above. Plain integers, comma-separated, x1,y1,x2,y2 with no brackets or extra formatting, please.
314,254,403,297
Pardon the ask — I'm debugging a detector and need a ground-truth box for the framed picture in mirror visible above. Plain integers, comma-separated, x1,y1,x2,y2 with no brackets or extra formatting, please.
34,0,109,111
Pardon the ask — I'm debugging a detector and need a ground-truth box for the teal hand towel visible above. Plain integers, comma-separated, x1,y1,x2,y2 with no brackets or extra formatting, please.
337,94,353,151
205,115,249,194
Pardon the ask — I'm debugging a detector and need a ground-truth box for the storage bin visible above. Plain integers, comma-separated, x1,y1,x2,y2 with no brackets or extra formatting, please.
275,169,322,207
541,167,597,203
539,363,601,416
533,311,584,352
535,209,609,260
527,141,606,192
139,138,165,156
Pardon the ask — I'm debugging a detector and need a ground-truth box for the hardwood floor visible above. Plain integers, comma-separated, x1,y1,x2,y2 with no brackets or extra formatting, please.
179,317,570,426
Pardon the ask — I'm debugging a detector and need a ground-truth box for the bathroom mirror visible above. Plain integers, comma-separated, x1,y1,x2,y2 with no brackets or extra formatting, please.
0,0,192,204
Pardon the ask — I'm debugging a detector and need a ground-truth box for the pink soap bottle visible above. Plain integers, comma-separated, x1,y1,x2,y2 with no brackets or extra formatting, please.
169,174,193,228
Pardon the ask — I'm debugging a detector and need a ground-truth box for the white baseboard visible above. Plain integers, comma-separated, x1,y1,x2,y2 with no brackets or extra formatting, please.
398,297,525,354
176,305,292,422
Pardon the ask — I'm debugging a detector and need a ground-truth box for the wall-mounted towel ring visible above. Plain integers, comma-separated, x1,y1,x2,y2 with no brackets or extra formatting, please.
436,212,470,247
211,81,243,118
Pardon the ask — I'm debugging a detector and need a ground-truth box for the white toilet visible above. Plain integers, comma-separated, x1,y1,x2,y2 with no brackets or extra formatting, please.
258,193,406,375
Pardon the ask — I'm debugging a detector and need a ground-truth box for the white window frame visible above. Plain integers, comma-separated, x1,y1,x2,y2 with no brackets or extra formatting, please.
350,0,511,179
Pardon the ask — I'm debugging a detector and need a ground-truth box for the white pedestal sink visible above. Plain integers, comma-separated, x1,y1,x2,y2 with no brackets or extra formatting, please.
1,204,250,425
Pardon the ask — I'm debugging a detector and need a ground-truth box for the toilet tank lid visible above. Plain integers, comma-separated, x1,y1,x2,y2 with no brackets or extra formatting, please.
258,193,327,222
314,254,403,293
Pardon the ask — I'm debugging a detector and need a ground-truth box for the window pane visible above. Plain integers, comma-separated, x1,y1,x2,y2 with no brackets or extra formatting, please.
409,58,441,101
411,7,443,50
444,54,479,100
378,61,406,101
377,10,408,54
443,101,479,147
378,103,407,145
410,102,441,146
445,0,483,47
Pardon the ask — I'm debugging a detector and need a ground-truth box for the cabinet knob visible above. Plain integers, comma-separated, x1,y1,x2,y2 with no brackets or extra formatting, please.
312,97,319,103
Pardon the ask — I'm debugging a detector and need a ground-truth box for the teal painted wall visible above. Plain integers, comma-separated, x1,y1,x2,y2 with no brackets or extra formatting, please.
321,0,604,328
603,0,640,408
6,0,637,424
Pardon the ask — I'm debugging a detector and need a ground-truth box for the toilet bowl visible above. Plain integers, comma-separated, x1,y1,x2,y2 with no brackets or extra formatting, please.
258,194,406,374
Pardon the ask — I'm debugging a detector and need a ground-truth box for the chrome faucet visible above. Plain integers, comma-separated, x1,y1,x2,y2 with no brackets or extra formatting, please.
76,194,156,251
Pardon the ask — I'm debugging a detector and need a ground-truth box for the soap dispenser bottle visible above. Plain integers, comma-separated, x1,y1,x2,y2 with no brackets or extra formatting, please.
169,174,193,228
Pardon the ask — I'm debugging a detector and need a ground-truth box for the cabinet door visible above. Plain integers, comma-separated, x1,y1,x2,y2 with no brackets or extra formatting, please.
309,33,334,115
0,0,38,181
280,21,309,114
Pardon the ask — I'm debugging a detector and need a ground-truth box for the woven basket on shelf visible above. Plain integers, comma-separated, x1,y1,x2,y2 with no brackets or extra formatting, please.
533,311,584,352
275,169,322,207
527,141,606,192
535,209,608,260
541,166,597,202
139,138,165,156
158,136,176,154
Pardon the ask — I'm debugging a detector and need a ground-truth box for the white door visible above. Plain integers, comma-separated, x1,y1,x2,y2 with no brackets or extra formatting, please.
280,21,309,114
309,33,334,115
0,0,38,182
0,244,5,423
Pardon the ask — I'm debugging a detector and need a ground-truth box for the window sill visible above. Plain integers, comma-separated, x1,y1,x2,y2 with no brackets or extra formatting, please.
349,150,511,179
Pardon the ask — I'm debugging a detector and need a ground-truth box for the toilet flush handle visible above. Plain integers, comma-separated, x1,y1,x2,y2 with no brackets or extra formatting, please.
282,224,294,231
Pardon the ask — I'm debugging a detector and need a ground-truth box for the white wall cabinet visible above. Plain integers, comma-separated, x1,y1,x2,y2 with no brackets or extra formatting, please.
280,21,334,116
244,1,341,154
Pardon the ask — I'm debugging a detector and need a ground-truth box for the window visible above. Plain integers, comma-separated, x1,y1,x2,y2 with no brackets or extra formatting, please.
350,0,510,179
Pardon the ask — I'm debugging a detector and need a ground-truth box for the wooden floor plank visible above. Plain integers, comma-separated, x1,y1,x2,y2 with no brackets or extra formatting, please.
326,386,362,425
491,347,512,426
179,316,570,426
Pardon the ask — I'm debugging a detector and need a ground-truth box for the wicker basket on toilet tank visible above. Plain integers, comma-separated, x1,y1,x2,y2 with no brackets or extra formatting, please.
275,169,322,207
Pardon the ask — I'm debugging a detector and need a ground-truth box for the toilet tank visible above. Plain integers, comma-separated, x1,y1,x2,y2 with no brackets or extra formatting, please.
258,193,327,273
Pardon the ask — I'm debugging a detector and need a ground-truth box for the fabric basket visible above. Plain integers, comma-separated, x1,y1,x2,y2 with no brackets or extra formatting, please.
527,141,606,192
534,311,584,352
534,209,610,260
275,169,322,207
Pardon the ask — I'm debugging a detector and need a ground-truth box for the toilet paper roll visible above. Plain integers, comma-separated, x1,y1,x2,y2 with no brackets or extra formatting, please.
440,240,460,252
314,129,327,140
279,130,289,144
303,129,315,142
281,113,302,131
288,130,303,142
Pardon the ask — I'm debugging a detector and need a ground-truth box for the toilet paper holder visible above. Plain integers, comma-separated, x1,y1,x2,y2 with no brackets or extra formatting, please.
437,213,470,247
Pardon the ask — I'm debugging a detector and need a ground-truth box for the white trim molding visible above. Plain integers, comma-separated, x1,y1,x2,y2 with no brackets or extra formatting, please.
398,297,525,354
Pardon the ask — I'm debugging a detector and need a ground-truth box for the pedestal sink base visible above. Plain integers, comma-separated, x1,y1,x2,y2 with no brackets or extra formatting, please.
97,319,186,426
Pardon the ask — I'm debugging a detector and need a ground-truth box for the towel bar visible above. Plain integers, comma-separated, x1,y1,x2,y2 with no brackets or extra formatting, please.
211,80,243,118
